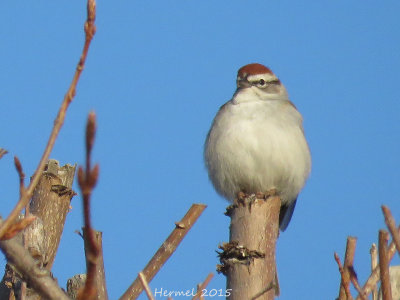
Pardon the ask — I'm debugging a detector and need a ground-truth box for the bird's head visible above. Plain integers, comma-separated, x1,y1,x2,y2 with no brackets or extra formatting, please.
234,63,288,103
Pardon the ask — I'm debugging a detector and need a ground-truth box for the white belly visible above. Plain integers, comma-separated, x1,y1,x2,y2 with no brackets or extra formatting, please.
205,100,311,205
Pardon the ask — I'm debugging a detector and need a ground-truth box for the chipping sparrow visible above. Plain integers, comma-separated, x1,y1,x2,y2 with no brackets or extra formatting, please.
204,63,311,231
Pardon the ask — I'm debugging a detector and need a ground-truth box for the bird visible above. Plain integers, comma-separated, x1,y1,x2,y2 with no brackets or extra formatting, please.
204,63,311,231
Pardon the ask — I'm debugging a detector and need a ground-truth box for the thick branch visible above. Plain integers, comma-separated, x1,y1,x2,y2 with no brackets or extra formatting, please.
222,195,280,300
0,219,70,300
29,160,76,270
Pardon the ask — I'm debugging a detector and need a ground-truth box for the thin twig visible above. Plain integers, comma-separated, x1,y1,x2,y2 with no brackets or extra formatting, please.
348,266,367,300
138,272,155,300
382,205,400,256
338,237,357,299
0,216,36,241
192,273,214,300
0,148,8,160
13,156,25,199
119,203,207,300
0,0,96,240
370,244,378,300
16,155,29,300
379,230,392,300
335,252,353,300
77,112,100,300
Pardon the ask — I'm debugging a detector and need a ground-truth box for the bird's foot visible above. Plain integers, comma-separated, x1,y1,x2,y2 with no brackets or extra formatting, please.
237,191,248,201
256,188,278,200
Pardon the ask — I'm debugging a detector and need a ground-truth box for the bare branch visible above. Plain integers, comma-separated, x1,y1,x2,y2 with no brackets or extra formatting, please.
29,160,76,270
138,272,155,300
357,226,400,299
67,274,87,299
0,216,36,241
0,219,70,300
349,267,367,300
223,193,280,300
370,244,378,300
192,273,214,300
77,112,103,300
120,203,207,300
382,205,400,256
14,156,26,198
82,230,108,300
0,148,8,160
379,230,392,300
337,236,357,300
335,252,353,300
0,0,96,240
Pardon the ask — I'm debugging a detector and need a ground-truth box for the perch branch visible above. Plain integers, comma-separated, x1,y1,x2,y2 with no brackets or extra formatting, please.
0,0,96,240
119,203,207,300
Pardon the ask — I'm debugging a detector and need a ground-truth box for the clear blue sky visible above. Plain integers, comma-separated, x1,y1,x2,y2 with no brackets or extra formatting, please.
0,1,399,299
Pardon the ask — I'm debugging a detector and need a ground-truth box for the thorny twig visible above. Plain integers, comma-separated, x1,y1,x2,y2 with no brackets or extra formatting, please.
0,0,97,240
77,112,100,300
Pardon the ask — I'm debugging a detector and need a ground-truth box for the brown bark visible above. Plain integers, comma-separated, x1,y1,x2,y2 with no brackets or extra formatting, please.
338,237,357,300
220,195,280,300
29,160,76,270
83,230,108,300
0,160,76,299
379,230,392,300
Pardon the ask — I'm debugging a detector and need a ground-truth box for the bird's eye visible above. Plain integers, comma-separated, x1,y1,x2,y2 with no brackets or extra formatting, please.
258,79,266,85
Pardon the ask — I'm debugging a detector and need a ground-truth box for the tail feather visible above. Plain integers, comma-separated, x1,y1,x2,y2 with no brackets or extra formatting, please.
279,198,297,231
